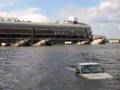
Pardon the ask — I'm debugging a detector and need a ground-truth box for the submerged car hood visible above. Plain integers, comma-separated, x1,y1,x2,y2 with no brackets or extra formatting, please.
80,73,113,80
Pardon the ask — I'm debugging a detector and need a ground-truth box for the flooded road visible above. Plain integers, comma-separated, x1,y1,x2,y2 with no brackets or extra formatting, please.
0,44,120,90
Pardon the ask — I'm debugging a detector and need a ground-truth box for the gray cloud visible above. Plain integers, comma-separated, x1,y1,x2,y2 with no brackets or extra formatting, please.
0,7,49,22
58,0,120,38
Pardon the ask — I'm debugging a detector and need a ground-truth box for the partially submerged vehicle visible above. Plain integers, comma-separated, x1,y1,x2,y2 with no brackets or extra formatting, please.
68,62,113,80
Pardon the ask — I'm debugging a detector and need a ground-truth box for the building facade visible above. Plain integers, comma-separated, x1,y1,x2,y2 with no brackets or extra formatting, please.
0,21,92,46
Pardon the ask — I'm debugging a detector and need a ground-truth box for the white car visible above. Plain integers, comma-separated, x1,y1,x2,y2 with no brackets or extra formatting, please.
69,62,113,80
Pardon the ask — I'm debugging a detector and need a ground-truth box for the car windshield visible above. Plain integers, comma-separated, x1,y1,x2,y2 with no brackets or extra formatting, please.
81,65,105,74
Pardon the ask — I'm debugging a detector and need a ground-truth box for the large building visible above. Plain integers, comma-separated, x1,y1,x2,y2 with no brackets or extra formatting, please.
0,19,92,46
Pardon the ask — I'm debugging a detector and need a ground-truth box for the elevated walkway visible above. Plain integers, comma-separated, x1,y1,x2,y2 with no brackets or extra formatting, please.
11,38,30,47
33,39,50,47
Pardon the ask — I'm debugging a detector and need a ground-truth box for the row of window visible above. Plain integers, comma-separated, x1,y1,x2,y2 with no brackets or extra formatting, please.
0,29,88,36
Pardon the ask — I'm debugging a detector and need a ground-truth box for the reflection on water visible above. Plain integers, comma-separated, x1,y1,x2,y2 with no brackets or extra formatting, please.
0,44,120,90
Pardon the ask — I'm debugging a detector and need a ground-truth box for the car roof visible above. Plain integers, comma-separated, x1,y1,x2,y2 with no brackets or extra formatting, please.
77,62,100,66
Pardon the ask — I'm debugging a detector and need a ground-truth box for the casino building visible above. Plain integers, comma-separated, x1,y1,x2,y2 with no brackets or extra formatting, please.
0,17,92,46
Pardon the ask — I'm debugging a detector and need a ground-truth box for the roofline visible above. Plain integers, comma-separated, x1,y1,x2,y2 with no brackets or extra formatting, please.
0,21,91,29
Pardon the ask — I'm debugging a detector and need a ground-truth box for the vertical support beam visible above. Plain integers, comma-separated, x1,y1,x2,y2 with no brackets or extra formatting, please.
31,28,34,45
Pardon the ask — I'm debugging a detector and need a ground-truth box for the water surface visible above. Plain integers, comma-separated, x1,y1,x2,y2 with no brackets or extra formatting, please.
0,44,120,90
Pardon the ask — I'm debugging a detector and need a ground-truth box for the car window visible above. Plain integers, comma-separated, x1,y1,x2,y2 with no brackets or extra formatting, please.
81,65,105,74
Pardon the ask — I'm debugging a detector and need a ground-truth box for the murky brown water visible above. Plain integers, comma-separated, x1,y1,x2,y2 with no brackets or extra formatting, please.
0,44,120,90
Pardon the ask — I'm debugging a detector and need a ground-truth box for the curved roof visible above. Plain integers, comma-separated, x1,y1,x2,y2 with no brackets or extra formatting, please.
0,21,91,30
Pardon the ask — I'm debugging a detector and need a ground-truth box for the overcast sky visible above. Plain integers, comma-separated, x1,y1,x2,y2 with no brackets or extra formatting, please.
0,0,120,38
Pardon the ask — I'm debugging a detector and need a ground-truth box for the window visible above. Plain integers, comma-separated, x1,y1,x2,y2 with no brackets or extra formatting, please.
81,65,105,74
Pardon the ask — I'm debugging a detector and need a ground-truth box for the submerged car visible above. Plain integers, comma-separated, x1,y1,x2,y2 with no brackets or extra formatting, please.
75,62,113,80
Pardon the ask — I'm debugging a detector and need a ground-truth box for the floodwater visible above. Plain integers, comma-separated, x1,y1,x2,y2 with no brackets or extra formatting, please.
0,44,120,90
